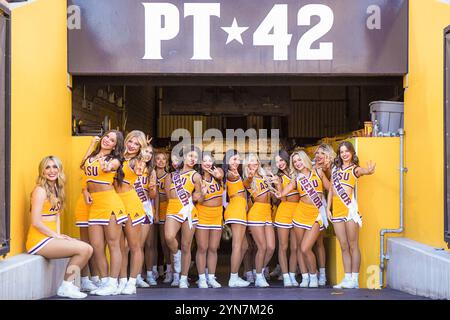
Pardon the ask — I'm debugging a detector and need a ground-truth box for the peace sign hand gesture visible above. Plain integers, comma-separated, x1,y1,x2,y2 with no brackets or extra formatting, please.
146,135,153,145
366,161,376,175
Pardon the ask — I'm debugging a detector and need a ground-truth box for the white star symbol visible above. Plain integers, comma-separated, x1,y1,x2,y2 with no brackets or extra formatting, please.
221,18,249,45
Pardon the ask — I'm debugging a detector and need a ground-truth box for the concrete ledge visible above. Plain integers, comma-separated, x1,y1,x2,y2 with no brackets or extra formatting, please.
387,237,450,300
0,254,68,300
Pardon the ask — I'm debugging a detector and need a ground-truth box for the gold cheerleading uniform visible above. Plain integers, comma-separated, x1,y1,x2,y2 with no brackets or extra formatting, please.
117,160,147,226
157,172,169,224
274,174,299,229
293,170,324,231
223,176,247,226
246,176,273,227
196,177,223,230
331,165,360,223
26,199,60,255
75,175,90,228
166,170,199,224
84,157,127,225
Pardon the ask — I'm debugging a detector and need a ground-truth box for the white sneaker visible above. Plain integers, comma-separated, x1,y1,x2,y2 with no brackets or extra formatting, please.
179,277,189,288
90,279,108,295
208,277,222,288
173,250,182,274
333,278,355,289
353,279,359,289
309,275,319,288
146,272,157,286
171,273,180,287
137,275,150,288
96,280,118,296
81,279,98,292
283,276,293,287
111,279,127,296
289,274,299,286
121,281,137,295
163,272,173,284
299,276,309,288
263,268,270,280
244,272,255,284
57,282,87,299
198,278,208,288
319,274,327,286
255,276,270,288
228,277,250,288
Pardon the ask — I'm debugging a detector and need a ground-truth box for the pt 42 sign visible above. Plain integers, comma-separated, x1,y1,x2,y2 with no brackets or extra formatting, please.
142,3,379,61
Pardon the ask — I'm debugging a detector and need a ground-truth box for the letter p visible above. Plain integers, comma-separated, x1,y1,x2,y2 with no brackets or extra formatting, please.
143,3,180,60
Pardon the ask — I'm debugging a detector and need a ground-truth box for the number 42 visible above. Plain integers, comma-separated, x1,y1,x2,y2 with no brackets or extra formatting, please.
253,4,334,61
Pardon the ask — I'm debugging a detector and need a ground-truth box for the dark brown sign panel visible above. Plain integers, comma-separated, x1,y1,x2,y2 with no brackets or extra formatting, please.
68,0,408,75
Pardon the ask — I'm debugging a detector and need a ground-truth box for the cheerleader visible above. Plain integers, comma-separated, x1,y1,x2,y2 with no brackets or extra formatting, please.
164,145,204,288
135,143,159,287
74,136,101,292
114,130,154,295
273,150,300,287
195,152,224,288
243,154,276,288
223,149,250,287
327,141,375,289
276,151,330,288
155,150,173,284
82,130,126,296
26,156,93,299
313,144,336,286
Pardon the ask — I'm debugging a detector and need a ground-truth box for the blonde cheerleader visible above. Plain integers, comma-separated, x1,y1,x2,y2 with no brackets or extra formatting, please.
243,154,276,288
26,156,93,299
276,151,330,288
313,143,336,286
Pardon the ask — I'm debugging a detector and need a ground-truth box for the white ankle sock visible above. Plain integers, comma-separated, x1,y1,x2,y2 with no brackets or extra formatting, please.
152,265,157,273
283,273,290,280
230,273,238,280
110,277,119,286
256,273,264,280
289,272,296,279
128,277,136,285
351,273,359,281
199,274,206,281
208,273,215,280
118,277,127,285
344,273,352,281
180,275,188,282
91,276,100,283
81,276,89,283
302,273,309,280
319,268,326,276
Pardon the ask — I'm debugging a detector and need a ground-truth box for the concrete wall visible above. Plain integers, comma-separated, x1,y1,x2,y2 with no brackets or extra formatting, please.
387,237,450,299
0,254,68,299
